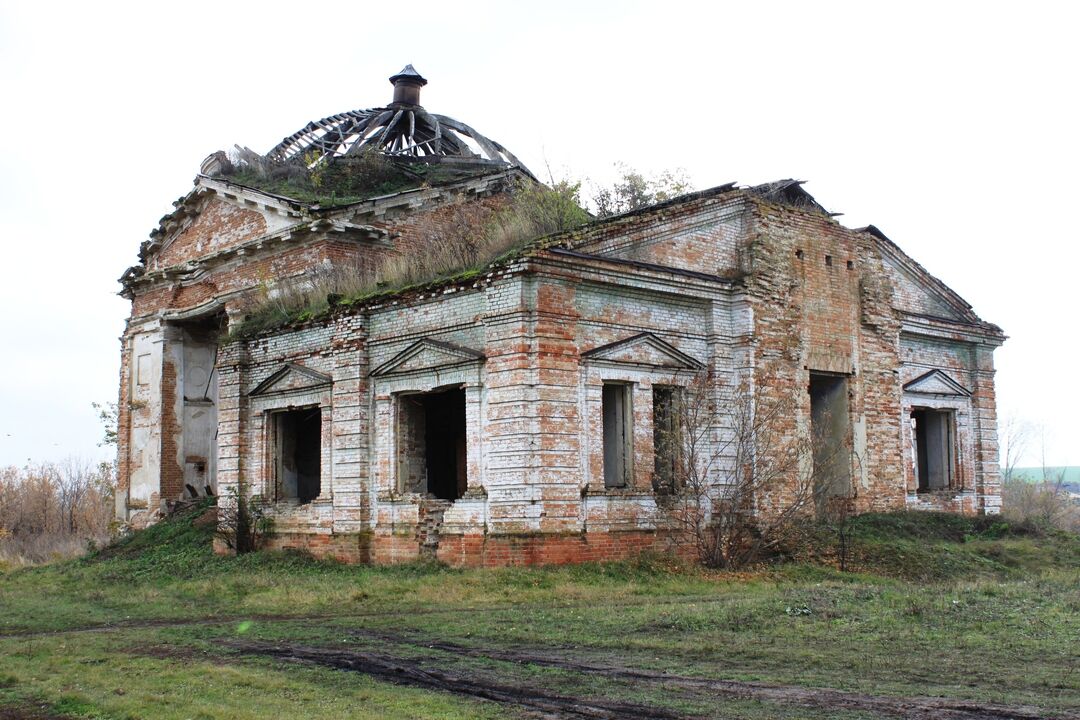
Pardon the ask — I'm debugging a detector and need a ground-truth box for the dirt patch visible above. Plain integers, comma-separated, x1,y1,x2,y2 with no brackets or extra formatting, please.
230,640,684,719
0,704,71,720
124,644,232,666
235,635,1078,720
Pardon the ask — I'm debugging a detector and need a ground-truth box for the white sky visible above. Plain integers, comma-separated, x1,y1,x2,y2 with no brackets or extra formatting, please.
0,0,1076,467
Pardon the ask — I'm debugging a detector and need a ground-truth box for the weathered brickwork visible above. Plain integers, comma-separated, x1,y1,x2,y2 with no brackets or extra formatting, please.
115,171,521,524
119,169,1004,564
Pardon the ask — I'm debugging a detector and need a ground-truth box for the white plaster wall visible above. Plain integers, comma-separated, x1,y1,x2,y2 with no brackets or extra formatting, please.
127,326,163,512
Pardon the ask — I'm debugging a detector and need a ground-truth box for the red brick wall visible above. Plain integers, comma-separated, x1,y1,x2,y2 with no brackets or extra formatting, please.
746,196,907,514
252,529,688,567
151,197,268,270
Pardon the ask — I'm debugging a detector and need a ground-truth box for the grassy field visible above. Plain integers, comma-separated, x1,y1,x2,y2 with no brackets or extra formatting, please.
0,504,1077,719
1012,466,1080,486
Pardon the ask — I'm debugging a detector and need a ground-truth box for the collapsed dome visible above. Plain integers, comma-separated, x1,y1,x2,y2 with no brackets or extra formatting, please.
266,65,527,172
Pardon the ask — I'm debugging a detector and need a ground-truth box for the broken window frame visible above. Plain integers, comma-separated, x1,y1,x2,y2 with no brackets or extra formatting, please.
910,407,957,492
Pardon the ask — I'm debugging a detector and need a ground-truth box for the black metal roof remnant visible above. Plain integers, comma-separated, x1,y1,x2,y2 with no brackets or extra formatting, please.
749,179,832,215
266,65,527,172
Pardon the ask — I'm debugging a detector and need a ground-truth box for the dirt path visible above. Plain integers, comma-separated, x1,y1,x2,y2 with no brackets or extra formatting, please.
230,636,1079,720
364,632,1074,720
231,641,683,720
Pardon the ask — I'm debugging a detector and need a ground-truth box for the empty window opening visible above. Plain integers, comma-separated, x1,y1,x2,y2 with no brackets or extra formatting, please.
602,383,633,488
795,249,804,260
846,259,854,270
809,374,851,511
274,407,321,503
398,388,467,500
825,255,833,267
912,409,954,491
653,386,680,493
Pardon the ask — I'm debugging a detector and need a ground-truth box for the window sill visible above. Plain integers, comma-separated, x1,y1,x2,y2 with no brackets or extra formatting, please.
587,486,653,497
275,496,332,506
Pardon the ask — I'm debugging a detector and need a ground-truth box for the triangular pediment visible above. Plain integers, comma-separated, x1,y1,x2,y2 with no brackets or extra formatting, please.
249,363,332,397
143,182,304,268
582,333,704,370
371,339,484,377
867,227,979,324
903,370,970,397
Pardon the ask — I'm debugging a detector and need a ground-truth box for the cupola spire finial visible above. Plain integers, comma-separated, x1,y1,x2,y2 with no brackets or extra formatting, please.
389,64,428,106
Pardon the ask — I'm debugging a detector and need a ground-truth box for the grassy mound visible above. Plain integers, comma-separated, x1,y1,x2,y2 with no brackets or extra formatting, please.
76,506,1080,585
790,511,1080,582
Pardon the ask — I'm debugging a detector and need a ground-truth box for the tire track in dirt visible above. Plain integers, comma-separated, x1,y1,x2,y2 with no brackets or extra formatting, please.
231,636,1079,720
230,641,684,720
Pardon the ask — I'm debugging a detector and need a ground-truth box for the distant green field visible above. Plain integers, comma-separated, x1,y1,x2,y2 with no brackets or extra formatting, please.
1010,466,1080,484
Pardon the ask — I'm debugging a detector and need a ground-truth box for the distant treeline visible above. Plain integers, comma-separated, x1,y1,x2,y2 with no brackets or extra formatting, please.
0,459,115,565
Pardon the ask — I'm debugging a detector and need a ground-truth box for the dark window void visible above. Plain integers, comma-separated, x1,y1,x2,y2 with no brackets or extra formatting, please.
809,374,851,510
653,386,679,493
912,409,953,491
398,388,467,500
603,383,632,488
275,407,321,504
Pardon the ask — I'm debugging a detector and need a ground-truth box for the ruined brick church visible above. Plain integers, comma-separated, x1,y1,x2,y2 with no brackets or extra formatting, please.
116,66,1005,565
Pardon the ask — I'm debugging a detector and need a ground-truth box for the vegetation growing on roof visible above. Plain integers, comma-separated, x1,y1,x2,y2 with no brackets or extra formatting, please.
212,148,505,207
224,163,701,339
229,178,591,338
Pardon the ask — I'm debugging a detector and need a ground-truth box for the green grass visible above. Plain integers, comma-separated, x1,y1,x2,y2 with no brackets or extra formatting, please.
1,507,1077,719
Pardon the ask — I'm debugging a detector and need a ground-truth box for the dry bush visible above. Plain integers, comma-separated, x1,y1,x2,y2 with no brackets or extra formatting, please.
214,487,272,555
664,373,845,569
0,459,115,565
1002,477,1079,532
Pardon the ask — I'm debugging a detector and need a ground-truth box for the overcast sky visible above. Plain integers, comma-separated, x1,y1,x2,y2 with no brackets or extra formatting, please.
0,1,1076,467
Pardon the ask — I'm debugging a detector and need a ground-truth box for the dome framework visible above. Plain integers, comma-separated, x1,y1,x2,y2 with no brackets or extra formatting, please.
267,65,526,171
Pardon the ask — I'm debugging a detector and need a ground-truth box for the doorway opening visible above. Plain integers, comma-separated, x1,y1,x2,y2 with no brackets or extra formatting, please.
809,373,851,509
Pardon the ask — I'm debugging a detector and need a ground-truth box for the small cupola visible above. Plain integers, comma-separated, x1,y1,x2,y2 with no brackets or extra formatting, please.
389,64,428,106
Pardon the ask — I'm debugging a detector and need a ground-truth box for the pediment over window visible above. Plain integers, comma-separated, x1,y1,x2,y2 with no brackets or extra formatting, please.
249,363,332,397
582,333,704,370
903,369,970,397
371,339,485,377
